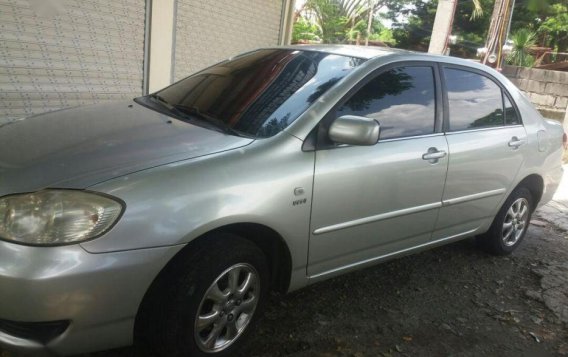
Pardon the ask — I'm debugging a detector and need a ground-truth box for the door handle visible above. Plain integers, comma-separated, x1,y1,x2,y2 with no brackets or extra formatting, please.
422,147,447,163
508,136,525,149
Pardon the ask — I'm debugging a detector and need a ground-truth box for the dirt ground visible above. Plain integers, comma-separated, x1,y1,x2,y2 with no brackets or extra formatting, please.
2,222,568,357
239,222,568,357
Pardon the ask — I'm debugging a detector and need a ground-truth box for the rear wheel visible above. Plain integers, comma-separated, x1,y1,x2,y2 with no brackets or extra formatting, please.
138,233,268,357
477,187,533,255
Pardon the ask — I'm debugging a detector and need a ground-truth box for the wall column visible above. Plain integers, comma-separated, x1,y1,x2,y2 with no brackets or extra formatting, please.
279,0,295,45
564,104,568,132
148,0,176,92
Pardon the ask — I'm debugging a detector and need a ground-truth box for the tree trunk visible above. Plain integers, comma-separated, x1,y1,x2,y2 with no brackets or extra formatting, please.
428,0,458,54
365,0,374,46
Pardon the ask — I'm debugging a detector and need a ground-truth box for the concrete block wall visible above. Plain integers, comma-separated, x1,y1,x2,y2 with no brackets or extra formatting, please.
502,65,568,122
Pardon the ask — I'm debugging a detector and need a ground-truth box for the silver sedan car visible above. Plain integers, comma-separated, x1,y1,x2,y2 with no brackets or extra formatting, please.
0,45,565,356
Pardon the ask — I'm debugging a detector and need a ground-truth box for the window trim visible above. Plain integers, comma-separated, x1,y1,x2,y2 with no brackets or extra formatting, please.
311,61,444,151
440,64,523,133
445,124,524,136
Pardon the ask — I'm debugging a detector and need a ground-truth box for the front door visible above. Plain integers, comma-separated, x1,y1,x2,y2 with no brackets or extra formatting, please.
308,65,448,277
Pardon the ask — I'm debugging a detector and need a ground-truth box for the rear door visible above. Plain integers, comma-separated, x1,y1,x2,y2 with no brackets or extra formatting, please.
308,64,448,277
433,66,526,240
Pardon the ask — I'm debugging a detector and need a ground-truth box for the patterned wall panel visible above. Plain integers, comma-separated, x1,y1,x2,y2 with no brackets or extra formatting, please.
0,0,146,123
174,0,283,81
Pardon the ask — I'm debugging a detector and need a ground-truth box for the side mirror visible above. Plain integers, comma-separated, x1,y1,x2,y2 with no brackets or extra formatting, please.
328,115,380,146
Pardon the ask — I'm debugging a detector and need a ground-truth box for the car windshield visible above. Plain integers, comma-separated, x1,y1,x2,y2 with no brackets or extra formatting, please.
140,49,365,138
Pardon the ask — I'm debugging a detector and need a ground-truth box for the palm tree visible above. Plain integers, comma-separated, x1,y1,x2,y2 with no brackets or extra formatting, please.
507,29,536,67
471,0,483,19
303,0,384,44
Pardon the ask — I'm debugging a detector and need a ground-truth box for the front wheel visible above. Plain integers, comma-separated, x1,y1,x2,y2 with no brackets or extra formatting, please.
194,262,261,353
138,233,269,357
477,187,533,255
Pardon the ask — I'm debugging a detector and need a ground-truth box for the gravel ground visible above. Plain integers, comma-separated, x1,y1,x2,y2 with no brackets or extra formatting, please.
2,221,567,357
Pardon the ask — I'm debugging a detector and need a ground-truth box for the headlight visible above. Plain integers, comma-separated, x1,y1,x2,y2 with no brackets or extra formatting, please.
0,190,124,246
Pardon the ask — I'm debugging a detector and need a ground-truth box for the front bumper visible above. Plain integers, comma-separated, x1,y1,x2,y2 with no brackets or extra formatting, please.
0,241,184,356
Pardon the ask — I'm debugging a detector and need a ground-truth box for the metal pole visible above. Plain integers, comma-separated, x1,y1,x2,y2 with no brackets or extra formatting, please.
505,0,516,43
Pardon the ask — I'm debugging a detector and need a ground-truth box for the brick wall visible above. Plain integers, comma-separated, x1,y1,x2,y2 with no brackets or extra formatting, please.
502,65,568,121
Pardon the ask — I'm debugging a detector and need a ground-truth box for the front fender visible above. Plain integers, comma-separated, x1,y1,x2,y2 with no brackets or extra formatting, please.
80,133,314,275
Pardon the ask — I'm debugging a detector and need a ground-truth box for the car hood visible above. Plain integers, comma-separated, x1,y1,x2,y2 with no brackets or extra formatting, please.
0,101,254,195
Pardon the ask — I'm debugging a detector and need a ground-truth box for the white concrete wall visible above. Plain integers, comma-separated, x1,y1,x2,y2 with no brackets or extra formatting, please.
148,0,176,92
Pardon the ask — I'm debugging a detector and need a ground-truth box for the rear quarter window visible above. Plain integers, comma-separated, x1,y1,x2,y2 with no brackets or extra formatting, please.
504,95,521,125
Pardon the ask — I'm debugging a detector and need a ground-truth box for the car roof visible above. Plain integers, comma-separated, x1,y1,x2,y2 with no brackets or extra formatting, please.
276,44,408,59
273,44,498,75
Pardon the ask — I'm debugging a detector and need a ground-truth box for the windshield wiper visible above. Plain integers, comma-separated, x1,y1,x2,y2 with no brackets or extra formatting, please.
147,93,191,120
146,95,248,137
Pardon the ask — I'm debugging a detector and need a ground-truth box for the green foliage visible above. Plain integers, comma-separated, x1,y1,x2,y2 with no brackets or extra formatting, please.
345,19,366,42
526,0,551,13
450,0,493,57
539,4,568,33
292,17,321,43
391,0,494,56
300,0,411,44
538,4,568,51
368,28,397,45
510,0,567,52
295,0,567,57
304,0,367,43
507,29,537,67
388,0,438,52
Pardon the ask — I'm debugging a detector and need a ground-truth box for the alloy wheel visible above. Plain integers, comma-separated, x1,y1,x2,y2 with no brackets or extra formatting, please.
194,263,260,353
502,197,529,247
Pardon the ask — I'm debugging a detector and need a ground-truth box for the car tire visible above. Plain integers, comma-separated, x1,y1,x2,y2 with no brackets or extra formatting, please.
476,187,533,255
138,233,269,357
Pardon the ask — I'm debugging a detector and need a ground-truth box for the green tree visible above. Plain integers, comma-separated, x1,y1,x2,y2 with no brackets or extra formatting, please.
388,0,492,56
302,0,412,44
538,3,568,51
304,0,367,43
389,1,438,52
508,0,567,52
451,0,493,57
292,17,321,43
368,28,396,46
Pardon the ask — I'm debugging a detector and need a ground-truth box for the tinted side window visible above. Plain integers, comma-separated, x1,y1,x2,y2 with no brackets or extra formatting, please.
445,68,504,131
504,95,520,125
337,66,436,140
